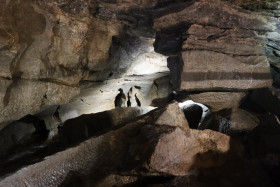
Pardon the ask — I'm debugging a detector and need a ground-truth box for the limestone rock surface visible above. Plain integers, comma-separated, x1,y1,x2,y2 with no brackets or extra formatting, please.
0,102,236,186
230,108,260,131
148,128,234,176
154,0,277,91
189,92,246,112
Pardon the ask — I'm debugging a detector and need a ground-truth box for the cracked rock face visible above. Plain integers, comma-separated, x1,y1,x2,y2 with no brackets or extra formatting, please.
0,0,280,186
0,0,279,124
0,0,166,123
154,0,278,91
0,102,236,186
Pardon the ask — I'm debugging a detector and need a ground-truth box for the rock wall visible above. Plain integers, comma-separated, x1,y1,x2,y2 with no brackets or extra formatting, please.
0,0,165,123
152,0,280,130
0,0,280,186
154,0,278,91
0,0,279,124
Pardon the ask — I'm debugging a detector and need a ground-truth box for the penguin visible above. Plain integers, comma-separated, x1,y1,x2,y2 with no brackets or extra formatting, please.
108,72,113,78
170,90,189,102
179,100,212,130
153,80,159,97
114,88,126,107
106,72,113,83
80,99,90,106
153,80,159,90
127,92,131,107
135,93,141,107
134,85,141,90
53,105,61,122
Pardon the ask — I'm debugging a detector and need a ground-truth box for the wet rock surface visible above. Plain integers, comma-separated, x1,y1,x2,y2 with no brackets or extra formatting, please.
0,98,279,186
0,0,280,186
154,0,275,91
0,103,238,186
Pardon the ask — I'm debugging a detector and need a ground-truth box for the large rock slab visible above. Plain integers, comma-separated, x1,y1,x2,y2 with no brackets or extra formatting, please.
154,102,189,129
181,50,272,91
180,23,272,90
154,0,276,31
147,128,234,176
230,108,260,131
0,79,79,123
0,102,236,186
189,92,246,112
248,88,280,119
153,0,276,91
59,107,147,145
0,125,235,187
184,25,266,56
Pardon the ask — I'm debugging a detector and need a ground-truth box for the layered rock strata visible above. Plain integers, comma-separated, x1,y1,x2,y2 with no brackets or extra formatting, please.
154,0,276,91
0,102,237,187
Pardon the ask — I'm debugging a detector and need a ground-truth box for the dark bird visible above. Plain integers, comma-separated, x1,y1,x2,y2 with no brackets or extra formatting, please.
53,105,61,122
153,80,159,97
127,92,131,107
153,80,159,89
106,72,113,83
80,99,90,106
134,85,141,90
135,93,141,107
114,88,126,107
108,72,113,77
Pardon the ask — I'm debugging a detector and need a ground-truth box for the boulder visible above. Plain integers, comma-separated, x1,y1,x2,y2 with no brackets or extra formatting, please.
248,88,280,119
93,175,137,187
154,102,189,130
248,114,280,156
59,107,146,145
0,121,35,159
0,79,79,124
189,92,246,112
230,109,260,131
147,128,235,176
0,102,237,186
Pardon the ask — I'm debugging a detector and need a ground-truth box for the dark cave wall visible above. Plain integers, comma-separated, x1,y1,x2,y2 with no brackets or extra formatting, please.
0,1,280,186
0,0,279,123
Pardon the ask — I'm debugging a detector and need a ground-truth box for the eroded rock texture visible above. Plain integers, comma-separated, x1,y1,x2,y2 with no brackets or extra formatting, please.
154,0,277,91
152,0,280,136
0,102,237,187
0,0,280,186
0,0,169,124
0,0,279,123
